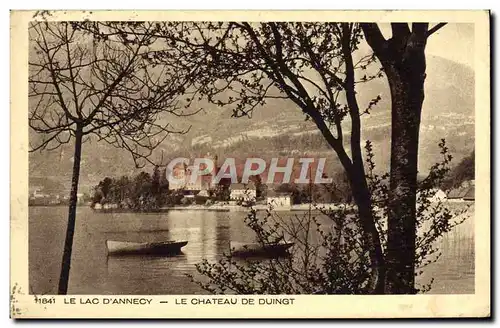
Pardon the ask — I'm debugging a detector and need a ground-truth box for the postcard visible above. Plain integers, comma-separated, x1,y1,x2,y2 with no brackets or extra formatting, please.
10,10,490,318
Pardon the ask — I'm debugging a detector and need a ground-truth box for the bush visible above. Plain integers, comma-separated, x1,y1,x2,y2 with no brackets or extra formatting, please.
180,197,193,206
189,140,470,294
165,191,184,206
195,195,209,205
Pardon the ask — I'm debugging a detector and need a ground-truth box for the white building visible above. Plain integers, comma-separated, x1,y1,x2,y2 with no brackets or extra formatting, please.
32,189,50,199
418,188,447,203
430,189,447,202
197,190,209,197
168,166,203,191
266,190,292,208
230,183,257,201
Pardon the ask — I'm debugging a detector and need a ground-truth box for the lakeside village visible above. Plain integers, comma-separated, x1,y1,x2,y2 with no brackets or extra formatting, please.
29,154,476,212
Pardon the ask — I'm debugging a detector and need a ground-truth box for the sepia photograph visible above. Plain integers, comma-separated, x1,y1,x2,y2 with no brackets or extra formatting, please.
10,10,490,318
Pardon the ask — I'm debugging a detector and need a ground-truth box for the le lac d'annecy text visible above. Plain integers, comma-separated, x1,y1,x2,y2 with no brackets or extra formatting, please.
60,297,295,306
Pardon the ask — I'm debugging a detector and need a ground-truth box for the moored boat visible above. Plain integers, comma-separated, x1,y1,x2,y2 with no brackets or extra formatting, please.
106,240,188,256
230,241,294,257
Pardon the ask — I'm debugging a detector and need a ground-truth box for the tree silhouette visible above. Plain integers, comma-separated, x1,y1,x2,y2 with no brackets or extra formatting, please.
73,21,450,294
29,21,194,294
361,23,447,293
441,150,475,190
155,21,448,293
148,22,387,292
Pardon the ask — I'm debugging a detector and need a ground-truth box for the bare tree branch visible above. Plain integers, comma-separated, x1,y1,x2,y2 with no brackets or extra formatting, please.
30,21,197,168
426,23,447,37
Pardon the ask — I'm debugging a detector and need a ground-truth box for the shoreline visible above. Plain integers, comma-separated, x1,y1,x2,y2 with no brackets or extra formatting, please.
32,200,474,214
88,203,351,213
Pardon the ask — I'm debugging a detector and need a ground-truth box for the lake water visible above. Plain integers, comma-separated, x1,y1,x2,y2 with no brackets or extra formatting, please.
29,205,474,295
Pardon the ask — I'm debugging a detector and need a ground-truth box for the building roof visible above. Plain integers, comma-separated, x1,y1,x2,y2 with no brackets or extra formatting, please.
447,188,469,199
267,190,292,197
265,183,282,190
230,182,256,190
447,185,475,200
463,186,475,200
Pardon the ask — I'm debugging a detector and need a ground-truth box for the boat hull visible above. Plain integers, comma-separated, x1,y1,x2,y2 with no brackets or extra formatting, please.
230,241,294,257
106,240,188,256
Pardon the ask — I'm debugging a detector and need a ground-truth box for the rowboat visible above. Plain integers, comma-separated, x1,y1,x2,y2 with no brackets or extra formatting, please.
106,240,188,256
230,241,294,257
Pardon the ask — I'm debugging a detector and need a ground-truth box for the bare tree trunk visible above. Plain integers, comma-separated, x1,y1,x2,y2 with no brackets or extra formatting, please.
361,23,436,294
349,168,386,294
57,127,83,295
384,55,426,294
339,24,386,293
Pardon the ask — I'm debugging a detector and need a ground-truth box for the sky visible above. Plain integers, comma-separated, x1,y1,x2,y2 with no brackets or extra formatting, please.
379,23,475,69
426,23,474,68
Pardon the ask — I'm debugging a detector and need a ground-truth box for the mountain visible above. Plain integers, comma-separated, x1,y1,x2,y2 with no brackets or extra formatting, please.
29,55,475,192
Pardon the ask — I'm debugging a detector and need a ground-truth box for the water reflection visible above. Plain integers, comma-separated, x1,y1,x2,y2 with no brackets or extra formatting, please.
29,206,475,295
